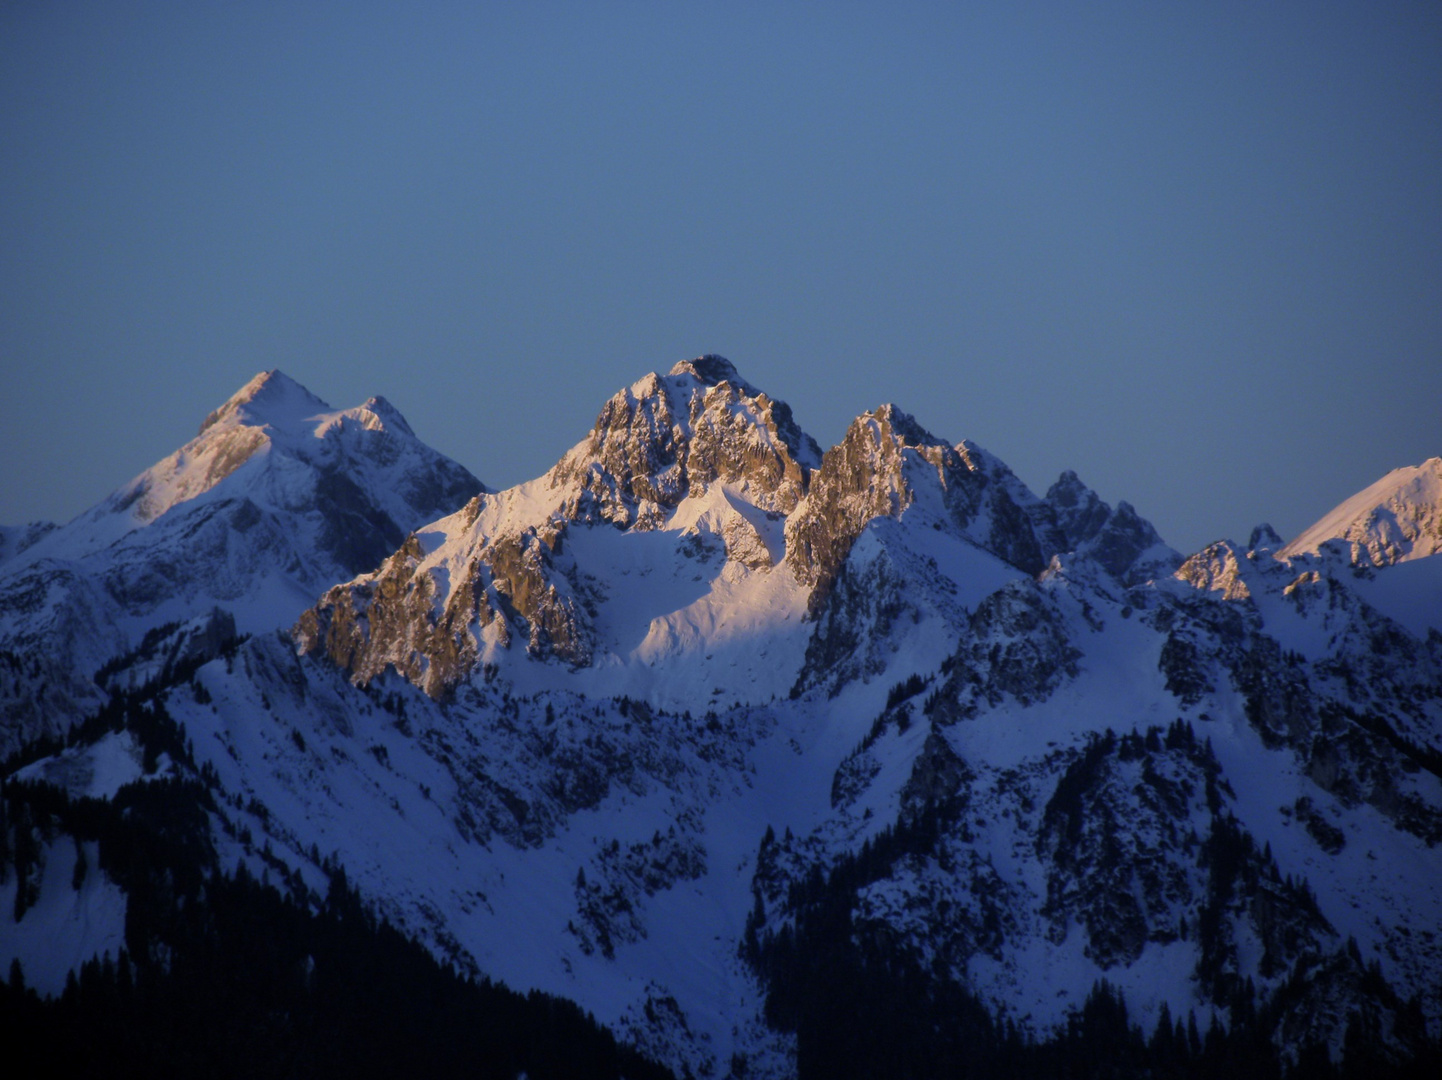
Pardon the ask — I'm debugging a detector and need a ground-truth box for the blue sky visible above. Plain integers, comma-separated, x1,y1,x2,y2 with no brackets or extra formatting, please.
3,1,1439,554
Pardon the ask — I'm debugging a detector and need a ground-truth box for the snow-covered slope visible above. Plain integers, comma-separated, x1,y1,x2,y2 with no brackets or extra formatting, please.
0,371,483,755
0,522,57,569
24,369,484,584
1264,456,1442,643
3,357,1439,1078
1280,456,1442,566
67,522,1441,1076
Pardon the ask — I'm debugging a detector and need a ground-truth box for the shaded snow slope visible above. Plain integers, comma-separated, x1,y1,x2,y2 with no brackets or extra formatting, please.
117,538,1442,1077
0,836,127,997
1349,553,1442,639
0,522,57,569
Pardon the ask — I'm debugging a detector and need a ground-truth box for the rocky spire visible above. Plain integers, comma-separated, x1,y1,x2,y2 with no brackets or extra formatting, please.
1045,470,1179,584
1248,523,1283,554
550,356,821,527
786,405,1061,606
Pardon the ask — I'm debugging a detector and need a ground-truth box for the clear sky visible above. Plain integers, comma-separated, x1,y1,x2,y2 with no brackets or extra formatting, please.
2,1,1439,555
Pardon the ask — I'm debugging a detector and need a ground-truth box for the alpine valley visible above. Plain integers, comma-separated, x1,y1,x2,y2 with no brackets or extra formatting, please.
2,358,1439,1079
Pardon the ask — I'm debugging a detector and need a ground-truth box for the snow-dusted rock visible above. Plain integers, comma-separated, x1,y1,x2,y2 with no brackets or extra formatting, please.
0,371,482,755
298,358,825,705
1048,469,1181,584
4,357,1441,1077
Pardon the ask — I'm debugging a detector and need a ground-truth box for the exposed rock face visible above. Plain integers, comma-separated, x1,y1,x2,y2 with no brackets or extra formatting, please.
8,358,1442,1078
571,820,708,960
1154,548,1442,847
784,405,921,594
299,536,487,696
955,439,1069,574
1047,470,1180,584
484,529,592,664
1249,522,1283,553
0,563,126,748
296,516,596,687
1175,540,1254,601
1039,729,1216,970
1047,470,1112,548
1037,726,1336,985
792,532,912,696
299,357,820,691
550,355,821,528
929,578,1083,718
302,366,1186,707
898,727,973,820
786,406,1061,607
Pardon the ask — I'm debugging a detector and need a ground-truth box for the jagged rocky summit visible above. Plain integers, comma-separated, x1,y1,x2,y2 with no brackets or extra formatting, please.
3,357,1441,1080
295,359,1172,710
295,356,826,696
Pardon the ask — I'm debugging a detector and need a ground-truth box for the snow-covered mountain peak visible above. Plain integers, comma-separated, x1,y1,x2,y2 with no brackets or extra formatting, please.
96,372,461,539
1047,470,1109,542
296,358,833,706
111,370,337,531
46,367,481,563
357,395,414,436
1175,538,1255,601
198,371,420,449
953,435,1017,476
782,404,948,592
0,371,482,754
1279,456,1442,566
298,376,1066,710
198,368,329,436
784,406,1063,608
812,403,962,480
8,364,1442,1079
865,402,932,446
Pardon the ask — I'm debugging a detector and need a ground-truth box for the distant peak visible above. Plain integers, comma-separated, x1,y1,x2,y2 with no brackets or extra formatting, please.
200,370,331,435
360,395,415,437
1279,455,1442,566
1046,470,1109,546
667,355,743,387
229,369,319,408
239,368,290,395
1248,523,1282,553
1048,470,1091,499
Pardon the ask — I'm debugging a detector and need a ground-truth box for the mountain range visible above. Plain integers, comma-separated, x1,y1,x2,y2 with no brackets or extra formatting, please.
2,358,1439,1078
